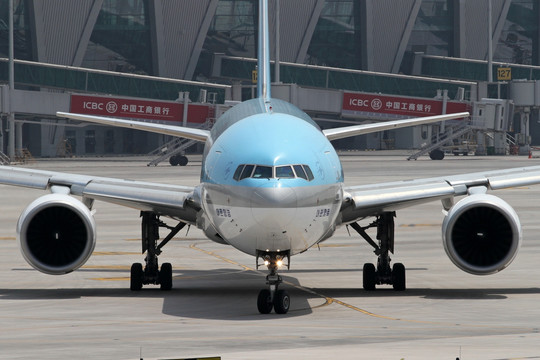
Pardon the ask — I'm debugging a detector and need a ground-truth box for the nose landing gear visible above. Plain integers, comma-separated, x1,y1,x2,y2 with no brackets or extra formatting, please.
256,251,291,314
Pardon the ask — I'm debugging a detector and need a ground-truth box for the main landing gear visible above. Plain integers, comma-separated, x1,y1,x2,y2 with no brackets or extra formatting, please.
256,251,291,314
349,212,406,291
130,211,186,291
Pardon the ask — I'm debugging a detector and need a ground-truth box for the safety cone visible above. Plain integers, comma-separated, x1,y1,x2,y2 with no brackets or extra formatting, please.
529,150,532,159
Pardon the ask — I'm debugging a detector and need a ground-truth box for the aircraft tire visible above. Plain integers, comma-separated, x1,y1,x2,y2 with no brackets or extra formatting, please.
130,263,144,291
257,289,273,314
392,263,406,291
178,156,188,166
363,263,376,291
429,149,445,160
159,263,173,290
273,290,290,314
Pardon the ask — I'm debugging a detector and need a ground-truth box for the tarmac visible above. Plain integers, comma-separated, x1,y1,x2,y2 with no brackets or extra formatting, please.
1,151,540,359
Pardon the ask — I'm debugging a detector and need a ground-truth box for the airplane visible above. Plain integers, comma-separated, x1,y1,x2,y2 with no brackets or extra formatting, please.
1,0,539,314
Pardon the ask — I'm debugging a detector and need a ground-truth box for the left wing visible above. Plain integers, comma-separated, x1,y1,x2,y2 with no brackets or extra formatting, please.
323,112,469,141
341,165,540,223
56,112,210,142
0,166,199,223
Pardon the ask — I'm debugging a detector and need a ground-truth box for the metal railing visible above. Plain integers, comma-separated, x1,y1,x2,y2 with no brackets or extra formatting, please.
407,121,472,160
0,150,9,165
217,55,475,100
147,119,213,166
0,58,229,103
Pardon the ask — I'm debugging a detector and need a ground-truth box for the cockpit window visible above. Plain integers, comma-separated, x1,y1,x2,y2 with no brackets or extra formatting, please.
233,164,315,181
293,165,307,180
253,166,273,178
303,165,314,181
239,164,255,180
233,165,244,180
276,165,295,178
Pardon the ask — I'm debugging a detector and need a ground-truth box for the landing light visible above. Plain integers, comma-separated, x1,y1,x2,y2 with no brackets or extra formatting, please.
276,260,283,268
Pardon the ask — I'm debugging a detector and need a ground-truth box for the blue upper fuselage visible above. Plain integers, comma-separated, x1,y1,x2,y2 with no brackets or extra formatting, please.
201,98,344,187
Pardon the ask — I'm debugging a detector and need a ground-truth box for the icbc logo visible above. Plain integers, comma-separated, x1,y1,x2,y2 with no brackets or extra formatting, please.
371,98,382,110
106,101,118,113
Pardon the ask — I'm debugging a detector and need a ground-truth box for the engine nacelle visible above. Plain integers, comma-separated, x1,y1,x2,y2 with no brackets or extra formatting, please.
17,194,96,275
442,193,521,275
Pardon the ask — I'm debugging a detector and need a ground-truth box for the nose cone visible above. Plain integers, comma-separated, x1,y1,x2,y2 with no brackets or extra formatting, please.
251,185,297,229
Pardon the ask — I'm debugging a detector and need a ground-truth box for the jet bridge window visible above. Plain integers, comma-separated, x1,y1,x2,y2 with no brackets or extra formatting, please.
234,164,315,181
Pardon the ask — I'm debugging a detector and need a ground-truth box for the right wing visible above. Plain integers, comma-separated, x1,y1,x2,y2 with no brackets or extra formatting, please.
323,112,469,141
56,112,210,142
0,166,200,223
340,165,540,223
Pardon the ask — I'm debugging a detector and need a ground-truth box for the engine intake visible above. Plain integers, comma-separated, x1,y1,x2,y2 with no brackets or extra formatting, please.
442,193,521,275
17,194,96,275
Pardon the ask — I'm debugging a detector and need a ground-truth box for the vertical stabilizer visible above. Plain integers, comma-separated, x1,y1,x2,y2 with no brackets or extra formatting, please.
257,0,271,103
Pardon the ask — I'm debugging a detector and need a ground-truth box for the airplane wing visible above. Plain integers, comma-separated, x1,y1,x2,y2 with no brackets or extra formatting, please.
323,112,469,141
340,165,540,223
56,112,210,142
0,166,199,223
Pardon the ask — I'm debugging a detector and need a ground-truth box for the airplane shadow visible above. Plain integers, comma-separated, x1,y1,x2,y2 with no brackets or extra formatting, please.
2,267,540,320
0,268,317,320
312,287,540,301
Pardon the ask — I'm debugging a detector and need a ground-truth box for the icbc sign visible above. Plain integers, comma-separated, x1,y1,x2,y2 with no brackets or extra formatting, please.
342,92,469,118
70,94,210,123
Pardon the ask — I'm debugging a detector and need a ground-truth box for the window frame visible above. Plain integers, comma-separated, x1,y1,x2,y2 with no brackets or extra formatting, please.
233,163,315,181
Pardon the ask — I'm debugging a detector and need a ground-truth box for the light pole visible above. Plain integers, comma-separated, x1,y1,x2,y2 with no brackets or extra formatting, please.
8,0,16,161
275,0,280,84
487,0,493,82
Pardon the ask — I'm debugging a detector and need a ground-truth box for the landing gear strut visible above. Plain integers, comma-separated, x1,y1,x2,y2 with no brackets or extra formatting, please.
256,251,290,314
130,211,186,291
349,212,406,291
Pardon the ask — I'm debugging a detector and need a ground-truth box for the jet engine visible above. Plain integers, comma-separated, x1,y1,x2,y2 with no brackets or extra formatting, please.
442,193,521,275
17,194,96,275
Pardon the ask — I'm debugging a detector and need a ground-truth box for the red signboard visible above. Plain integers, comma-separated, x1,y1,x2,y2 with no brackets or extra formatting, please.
70,94,210,124
342,92,469,118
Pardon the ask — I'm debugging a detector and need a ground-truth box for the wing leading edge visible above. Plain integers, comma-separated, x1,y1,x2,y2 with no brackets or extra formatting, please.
0,166,199,223
56,112,210,142
341,165,540,223
323,112,470,141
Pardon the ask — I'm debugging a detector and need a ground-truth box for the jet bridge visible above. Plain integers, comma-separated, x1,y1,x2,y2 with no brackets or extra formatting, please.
0,86,226,160
270,83,471,151
0,59,230,162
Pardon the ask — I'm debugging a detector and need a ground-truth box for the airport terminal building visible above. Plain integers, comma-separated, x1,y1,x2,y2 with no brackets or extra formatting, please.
1,0,540,159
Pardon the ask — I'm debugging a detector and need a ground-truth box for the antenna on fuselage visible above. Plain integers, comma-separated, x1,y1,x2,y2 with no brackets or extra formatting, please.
257,0,272,111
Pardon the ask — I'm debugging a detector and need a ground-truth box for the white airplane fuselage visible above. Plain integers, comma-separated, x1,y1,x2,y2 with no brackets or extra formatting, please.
196,98,344,257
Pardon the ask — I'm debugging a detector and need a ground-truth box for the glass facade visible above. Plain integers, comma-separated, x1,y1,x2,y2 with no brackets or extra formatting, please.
82,0,152,75
194,0,257,81
494,0,537,65
401,0,453,73
305,0,361,69
204,0,257,58
0,0,33,60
